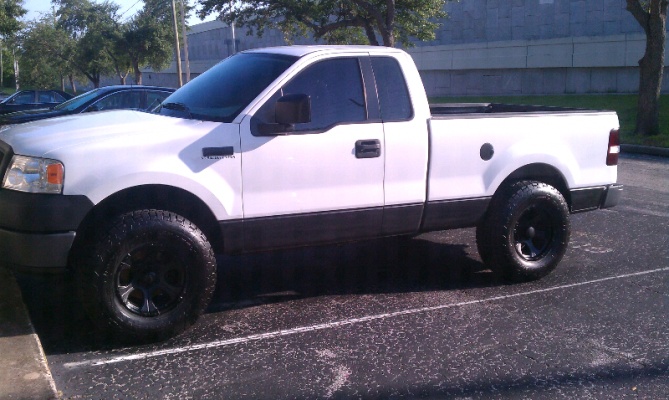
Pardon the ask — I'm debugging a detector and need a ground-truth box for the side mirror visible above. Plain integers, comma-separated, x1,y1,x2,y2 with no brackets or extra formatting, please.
276,93,311,125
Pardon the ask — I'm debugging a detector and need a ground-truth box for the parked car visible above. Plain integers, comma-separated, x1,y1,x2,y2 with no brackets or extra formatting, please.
0,89,73,115
0,85,174,125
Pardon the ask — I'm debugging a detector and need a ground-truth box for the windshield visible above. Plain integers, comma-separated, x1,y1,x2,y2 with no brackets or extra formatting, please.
158,52,298,122
1,91,21,104
54,88,102,111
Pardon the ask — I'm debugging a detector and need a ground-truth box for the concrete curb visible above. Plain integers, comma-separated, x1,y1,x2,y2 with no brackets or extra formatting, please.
0,265,59,400
621,144,669,158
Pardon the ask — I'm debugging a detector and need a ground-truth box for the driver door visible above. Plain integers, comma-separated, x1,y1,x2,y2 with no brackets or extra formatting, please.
239,56,385,251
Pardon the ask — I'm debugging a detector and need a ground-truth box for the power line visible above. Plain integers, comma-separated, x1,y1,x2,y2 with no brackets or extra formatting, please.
118,0,143,19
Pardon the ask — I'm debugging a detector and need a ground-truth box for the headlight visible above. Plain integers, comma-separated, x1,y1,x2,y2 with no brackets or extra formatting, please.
2,155,64,194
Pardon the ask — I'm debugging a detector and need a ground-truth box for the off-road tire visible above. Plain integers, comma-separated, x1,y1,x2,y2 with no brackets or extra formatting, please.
75,209,217,342
476,181,570,282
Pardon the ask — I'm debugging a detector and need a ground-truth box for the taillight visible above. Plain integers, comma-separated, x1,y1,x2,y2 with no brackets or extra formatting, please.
606,128,620,166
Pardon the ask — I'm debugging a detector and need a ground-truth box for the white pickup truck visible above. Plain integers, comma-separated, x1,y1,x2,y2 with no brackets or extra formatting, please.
0,46,622,341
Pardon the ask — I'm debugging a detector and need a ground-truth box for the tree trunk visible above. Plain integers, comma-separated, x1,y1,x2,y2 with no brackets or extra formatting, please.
627,0,667,136
382,0,396,47
134,61,142,85
636,30,665,136
69,75,77,94
363,22,380,46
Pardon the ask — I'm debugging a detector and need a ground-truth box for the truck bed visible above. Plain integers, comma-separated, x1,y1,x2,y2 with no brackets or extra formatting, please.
430,102,596,116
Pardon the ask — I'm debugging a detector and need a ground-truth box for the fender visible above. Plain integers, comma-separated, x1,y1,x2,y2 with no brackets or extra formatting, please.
483,138,575,196
81,171,240,221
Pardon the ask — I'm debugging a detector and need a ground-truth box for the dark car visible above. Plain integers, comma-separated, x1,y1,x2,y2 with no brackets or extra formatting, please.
0,89,73,115
0,85,175,125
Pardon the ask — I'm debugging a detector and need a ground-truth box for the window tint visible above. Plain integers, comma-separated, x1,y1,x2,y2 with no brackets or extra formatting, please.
282,58,366,132
12,91,35,105
159,52,297,122
55,88,102,111
91,91,142,111
38,91,54,102
53,92,67,102
146,91,171,111
371,57,413,121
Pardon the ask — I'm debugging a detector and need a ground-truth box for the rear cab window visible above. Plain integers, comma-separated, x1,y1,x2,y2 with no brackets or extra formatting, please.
370,57,413,121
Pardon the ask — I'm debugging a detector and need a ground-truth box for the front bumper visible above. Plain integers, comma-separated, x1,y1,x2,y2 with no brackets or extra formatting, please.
0,189,93,268
0,228,76,268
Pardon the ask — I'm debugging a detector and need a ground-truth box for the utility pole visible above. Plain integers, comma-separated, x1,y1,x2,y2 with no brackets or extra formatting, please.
179,0,190,83
171,0,183,87
231,21,236,53
13,49,19,90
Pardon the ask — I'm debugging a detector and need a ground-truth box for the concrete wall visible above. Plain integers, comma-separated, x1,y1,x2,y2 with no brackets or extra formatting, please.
409,33,669,96
140,2,669,96
430,0,665,45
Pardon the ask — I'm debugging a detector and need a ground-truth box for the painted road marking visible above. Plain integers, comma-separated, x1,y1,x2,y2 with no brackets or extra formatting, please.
64,267,669,369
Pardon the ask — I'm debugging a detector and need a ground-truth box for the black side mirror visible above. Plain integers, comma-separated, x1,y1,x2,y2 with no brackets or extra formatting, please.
276,93,311,125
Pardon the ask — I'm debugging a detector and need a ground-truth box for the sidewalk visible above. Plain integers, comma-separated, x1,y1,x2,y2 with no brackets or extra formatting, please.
0,265,58,399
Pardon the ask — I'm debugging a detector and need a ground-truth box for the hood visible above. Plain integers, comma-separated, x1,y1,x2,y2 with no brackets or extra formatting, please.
0,110,212,158
0,108,66,124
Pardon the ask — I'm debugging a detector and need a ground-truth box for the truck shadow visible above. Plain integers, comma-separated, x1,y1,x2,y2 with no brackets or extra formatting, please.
208,232,498,312
15,229,505,354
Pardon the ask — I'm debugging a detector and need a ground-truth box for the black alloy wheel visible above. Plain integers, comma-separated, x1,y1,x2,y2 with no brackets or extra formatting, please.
476,180,570,282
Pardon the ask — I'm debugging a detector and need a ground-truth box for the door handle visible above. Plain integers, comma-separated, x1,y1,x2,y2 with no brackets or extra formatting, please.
355,139,381,159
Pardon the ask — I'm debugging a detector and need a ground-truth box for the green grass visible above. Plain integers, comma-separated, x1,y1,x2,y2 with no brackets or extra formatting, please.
430,94,669,148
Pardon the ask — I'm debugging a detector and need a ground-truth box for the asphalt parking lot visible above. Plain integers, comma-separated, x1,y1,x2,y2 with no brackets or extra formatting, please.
9,153,669,399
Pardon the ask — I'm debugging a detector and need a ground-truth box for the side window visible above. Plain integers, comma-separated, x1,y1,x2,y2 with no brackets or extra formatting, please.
53,92,67,102
91,91,142,111
12,91,35,105
38,91,53,102
371,57,413,121
283,58,366,132
145,91,171,111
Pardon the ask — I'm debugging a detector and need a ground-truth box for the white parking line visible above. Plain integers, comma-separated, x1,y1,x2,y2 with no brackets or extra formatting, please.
63,267,669,369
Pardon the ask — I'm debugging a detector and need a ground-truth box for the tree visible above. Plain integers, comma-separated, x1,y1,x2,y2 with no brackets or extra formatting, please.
19,19,69,89
19,13,87,92
626,0,667,136
0,0,26,37
121,7,175,84
197,0,447,48
105,24,132,85
0,0,26,89
55,0,119,87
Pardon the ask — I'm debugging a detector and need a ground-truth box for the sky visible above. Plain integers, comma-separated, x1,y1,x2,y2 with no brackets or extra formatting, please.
22,0,216,26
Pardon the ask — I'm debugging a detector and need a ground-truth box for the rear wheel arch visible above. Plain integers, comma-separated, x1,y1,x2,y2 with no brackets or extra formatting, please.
497,163,571,208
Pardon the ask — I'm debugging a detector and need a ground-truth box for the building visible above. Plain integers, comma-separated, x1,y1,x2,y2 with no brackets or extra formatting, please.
145,0,669,96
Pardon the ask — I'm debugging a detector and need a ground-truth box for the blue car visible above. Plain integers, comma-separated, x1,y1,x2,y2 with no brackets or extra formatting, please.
0,89,73,115
0,85,175,125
